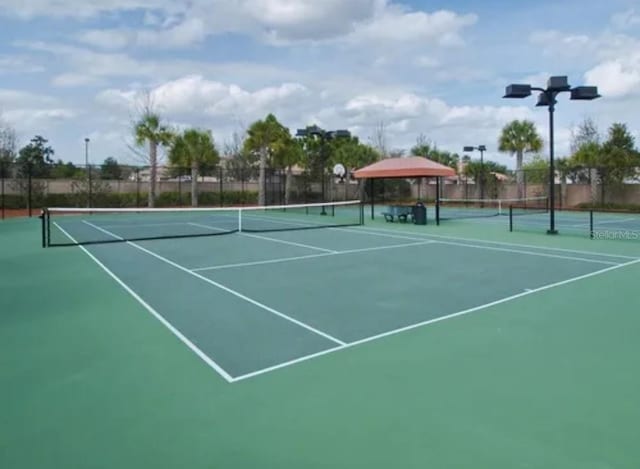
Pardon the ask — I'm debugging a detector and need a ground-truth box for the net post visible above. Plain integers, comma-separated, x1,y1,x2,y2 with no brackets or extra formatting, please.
238,208,242,233
589,210,594,239
509,205,513,232
40,209,46,248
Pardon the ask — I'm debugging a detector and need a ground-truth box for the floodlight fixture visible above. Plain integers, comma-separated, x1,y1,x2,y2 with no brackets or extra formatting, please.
547,76,571,92
295,125,351,214
570,86,601,100
502,74,601,235
330,129,351,139
503,84,532,98
535,92,552,107
462,145,487,200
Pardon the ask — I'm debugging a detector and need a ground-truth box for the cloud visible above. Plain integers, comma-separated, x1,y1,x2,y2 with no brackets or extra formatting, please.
0,0,180,19
584,52,640,98
77,18,207,49
96,75,309,120
62,0,476,50
611,8,640,30
0,55,44,74
347,7,477,47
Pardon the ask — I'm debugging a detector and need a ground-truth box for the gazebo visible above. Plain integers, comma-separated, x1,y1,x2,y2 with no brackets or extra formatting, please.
353,156,457,222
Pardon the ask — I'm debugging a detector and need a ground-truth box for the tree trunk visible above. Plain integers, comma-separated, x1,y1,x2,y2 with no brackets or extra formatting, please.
191,161,198,207
515,150,524,199
284,166,293,205
258,147,266,206
148,140,157,207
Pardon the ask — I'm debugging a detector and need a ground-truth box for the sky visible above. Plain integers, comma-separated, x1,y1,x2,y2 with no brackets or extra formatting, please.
0,0,639,168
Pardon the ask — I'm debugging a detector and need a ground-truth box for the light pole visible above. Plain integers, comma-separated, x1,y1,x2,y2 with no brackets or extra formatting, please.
296,125,350,214
503,76,600,234
463,145,486,200
85,137,91,207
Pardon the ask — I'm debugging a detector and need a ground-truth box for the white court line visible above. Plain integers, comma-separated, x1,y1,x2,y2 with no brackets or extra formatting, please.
349,224,640,260
188,222,232,232
53,222,235,383
82,220,346,347
570,217,638,228
231,255,640,382
101,222,191,229
190,220,338,253
191,240,435,272
241,232,338,253
335,227,620,266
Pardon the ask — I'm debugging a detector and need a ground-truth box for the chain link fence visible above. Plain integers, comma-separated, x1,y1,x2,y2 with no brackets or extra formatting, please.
0,162,362,219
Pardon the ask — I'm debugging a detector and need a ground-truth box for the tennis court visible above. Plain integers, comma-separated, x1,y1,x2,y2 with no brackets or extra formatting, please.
438,196,640,240
3,200,640,468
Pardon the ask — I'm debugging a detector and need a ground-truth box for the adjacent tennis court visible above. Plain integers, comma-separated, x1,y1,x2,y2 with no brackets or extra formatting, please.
3,200,640,468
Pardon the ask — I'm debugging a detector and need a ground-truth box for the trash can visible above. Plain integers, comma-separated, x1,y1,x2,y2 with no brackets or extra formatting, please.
413,201,426,225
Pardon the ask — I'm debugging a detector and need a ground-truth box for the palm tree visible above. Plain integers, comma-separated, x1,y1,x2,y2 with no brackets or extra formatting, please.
168,129,220,207
243,114,291,206
134,113,174,207
498,120,543,198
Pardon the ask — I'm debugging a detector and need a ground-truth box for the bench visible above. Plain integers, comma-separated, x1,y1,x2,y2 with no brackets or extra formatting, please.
382,205,414,223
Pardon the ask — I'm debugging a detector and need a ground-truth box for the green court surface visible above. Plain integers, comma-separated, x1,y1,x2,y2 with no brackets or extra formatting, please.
2,209,640,468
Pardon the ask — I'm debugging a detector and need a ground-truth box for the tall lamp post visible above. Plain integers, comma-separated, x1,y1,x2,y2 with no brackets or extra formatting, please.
296,125,350,214
84,137,91,208
463,145,486,200
503,76,600,234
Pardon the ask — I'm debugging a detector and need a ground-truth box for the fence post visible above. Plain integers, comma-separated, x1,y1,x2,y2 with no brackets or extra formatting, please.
27,162,33,217
136,168,141,207
219,166,224,207
178,171,182,207
0,162,4,220
88,164,93,208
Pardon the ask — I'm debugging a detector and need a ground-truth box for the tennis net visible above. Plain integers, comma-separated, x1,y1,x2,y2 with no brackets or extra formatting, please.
438,196,549,221
42,200,364,247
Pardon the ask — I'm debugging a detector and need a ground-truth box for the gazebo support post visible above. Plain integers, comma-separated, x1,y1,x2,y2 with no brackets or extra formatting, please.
436,176,441,225
370,178,375,220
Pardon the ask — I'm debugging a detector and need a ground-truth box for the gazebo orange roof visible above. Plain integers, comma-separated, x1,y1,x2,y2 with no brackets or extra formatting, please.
353,156,456,179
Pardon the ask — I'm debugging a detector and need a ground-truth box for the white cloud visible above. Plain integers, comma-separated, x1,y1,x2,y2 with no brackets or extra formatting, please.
97,75,309,120
413,56,440,68
0,55,44,74
347,7,477,46
77,18,207,49
611,8,640,30
52,73,104,87
0,0,181,19
585,53,640,98
61,0,477,49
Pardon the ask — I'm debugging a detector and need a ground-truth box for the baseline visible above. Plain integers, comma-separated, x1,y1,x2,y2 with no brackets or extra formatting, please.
335,227,622,266
361,224,638,260
232,256,640,382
